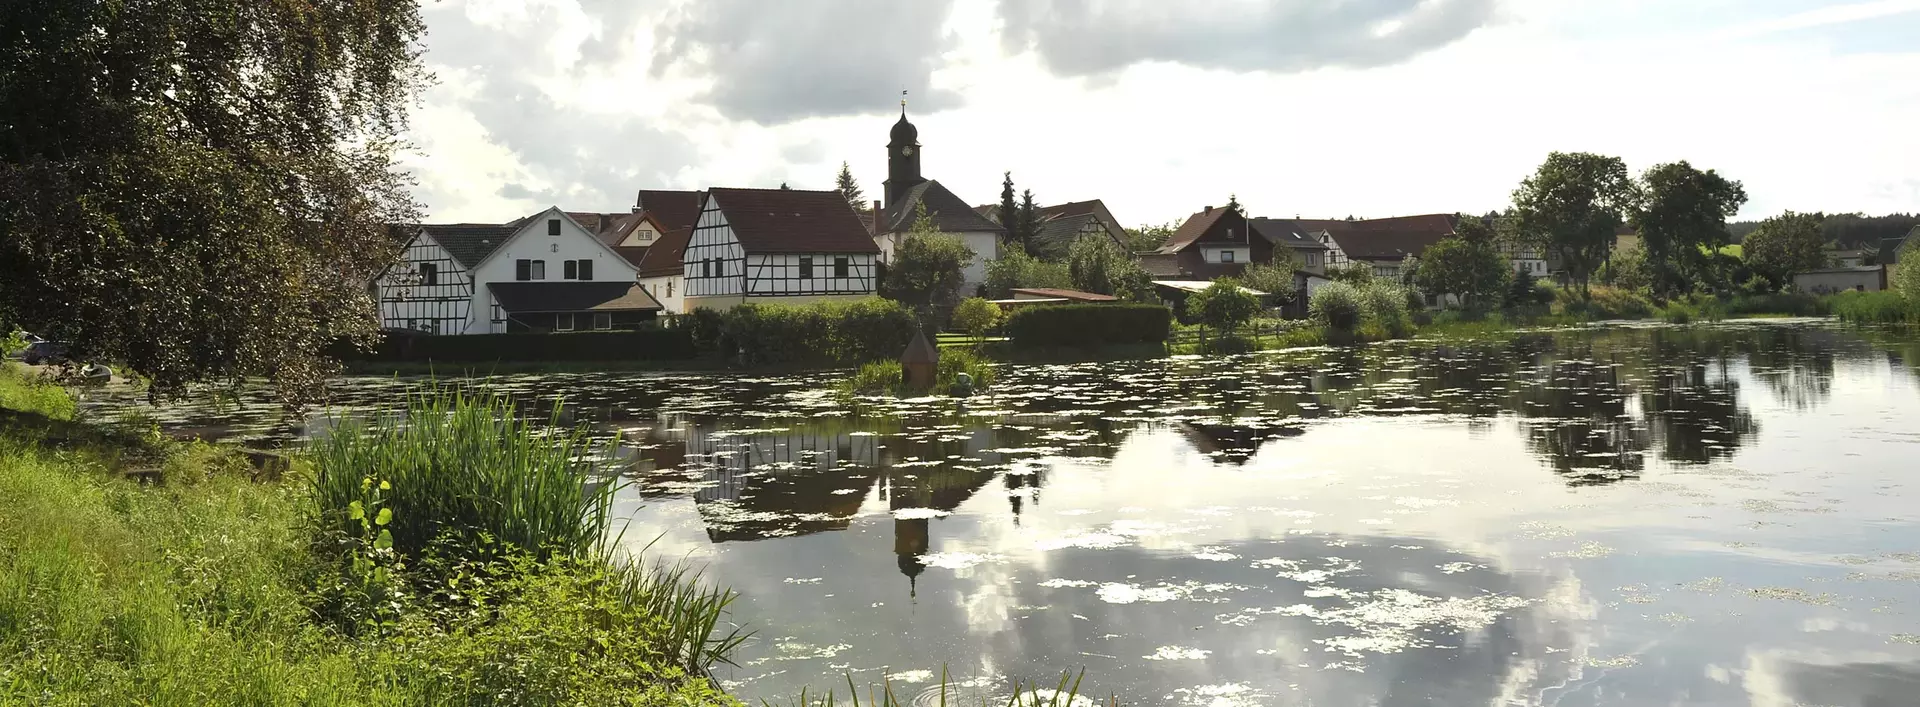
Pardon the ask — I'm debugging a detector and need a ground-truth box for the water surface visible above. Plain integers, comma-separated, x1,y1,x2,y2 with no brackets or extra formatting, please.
88,322,1920,706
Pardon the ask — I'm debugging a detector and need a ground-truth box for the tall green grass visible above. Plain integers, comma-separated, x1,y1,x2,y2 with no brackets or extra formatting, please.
310,387,612,561
0,363,77,419
771,668,1114,707
1828,290,1920,324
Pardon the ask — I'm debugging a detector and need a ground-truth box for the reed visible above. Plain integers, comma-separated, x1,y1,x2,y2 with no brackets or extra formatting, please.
309,385,612,562
769,668,1115,707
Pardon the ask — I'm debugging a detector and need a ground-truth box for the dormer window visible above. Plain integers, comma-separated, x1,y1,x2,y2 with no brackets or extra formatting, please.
547,219,561,236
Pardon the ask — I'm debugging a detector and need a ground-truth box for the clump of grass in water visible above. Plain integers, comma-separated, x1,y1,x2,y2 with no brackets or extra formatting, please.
772,668,1115,707
310,385,748,672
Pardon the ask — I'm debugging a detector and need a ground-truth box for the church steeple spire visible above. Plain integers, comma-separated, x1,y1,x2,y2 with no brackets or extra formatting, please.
883,93,924,209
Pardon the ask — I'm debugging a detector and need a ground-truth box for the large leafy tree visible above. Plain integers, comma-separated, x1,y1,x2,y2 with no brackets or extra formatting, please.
1742,212,1828,291
1123,222,1177,253
883,203,977,318
1632,161,1748,296
982,245,1071,298
1414,236,1511,309
0,0,427,403
1507,152,1635,296
835,162,863,207
1066,235,1152,301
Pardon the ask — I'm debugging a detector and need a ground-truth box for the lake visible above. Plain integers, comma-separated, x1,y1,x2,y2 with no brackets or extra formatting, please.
85,321,1920,706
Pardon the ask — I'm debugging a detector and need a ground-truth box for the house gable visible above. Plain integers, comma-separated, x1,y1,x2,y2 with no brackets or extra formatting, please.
468,207,643,280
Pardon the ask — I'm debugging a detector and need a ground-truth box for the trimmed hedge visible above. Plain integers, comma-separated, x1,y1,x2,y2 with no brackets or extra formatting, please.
1003,303,1173,349
334,329,697,363
701,297,918,366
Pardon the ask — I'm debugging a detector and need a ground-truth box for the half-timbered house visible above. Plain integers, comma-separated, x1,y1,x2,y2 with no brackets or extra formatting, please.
681,188,881,311
376,207,662,334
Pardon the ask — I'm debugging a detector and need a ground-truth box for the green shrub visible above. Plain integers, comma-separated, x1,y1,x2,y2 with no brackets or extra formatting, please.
843,361,904,395
0,367,76,420
1187,279,1262,334
1721,292,1826,317
951,297,1003,339
684,307,727,355
335,329,697,363
937,347,996,391
1360,281,1412,338
1559,285,1655,320
1004,304,1173,349
705,297,916,366
1309,281,1363,332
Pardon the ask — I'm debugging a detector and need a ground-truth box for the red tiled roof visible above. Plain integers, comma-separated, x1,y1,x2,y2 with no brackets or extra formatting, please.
1010,287,1118,302
1157,207,1236,254
1263,214,1458,260
633,190,703,277
709,188,880,254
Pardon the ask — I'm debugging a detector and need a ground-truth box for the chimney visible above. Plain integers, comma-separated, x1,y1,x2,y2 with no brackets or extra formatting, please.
1205,205,1214,215
633,192,644,214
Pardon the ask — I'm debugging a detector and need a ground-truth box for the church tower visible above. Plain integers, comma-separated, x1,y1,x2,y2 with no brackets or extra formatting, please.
882,104,924,209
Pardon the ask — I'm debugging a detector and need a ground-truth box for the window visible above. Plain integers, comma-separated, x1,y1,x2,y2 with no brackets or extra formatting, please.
515,259,531,281
834,257,849,278
555,313,575,331
530,260,546,280
578,259,592,281
1305,253,1320,267
634,228,654,243
1221,249,1236,263
701,259,711,278
419,263,438,286
593,313,612,330
547,219,561,236
799,256,814,279
564,260,578,280
667,280,674,298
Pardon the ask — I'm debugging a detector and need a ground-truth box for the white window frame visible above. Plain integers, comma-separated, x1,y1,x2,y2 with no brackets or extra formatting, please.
592,313,612,330
555,313,575,331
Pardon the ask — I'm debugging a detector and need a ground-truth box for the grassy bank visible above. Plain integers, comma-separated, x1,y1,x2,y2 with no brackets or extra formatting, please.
0,370,739,705
1828,290,1920,324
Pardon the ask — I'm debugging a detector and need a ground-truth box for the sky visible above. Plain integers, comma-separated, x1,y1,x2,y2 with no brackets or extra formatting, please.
402,0,1920,229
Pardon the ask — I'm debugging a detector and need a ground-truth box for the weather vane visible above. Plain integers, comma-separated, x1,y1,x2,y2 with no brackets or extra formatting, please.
901,88,908,112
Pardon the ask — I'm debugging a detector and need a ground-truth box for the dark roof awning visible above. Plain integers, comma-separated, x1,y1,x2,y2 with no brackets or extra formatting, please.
486,282,663,313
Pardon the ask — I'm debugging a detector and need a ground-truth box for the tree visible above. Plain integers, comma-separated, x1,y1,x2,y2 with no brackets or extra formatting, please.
835,162,864,207
1507,152,1635,297
1413,237,1511,309
1066,235,1152,300
779,182,791,190
1596,246,1652,292
1123,222,1177,253
997,172,1018,237
1896,257,1920,307
1743,212,1827,291
950,297,1002,345
1226,194,1245,216
1632,161,1748,296
1187,279,1261,335
1327,262,1375,284
883,203,977,317
1240,260,1301,305
0,0,427,404
983,245,1072,298
1016,189,1040,253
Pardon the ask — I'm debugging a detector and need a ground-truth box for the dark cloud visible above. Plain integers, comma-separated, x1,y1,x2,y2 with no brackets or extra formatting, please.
998,0,1497,77
650,0,962,124
413,2,697,215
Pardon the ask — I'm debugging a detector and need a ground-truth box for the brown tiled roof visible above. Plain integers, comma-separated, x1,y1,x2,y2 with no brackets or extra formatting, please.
882,181,1006,234
1259,214,1458,260
1157,207,1235,254
485,282,663,313
1010,287,1117,302
709,188,879,254
633,190,704,277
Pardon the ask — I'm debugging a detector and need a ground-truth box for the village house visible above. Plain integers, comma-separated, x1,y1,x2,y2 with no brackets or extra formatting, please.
681,187,881,311
975,199,1130,259
631,189,705,314
867,108,1005,293
375,207,663,334
1262,215,1460,281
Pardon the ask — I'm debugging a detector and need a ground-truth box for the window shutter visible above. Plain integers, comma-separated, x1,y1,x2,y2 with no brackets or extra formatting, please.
516,259,530,281
564,260,578,280
579,259,592,281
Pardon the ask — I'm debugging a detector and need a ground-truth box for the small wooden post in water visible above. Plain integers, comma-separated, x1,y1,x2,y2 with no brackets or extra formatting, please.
901,330,939,392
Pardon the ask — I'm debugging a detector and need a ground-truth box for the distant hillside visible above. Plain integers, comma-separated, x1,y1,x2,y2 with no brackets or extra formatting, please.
1727,212,1918,247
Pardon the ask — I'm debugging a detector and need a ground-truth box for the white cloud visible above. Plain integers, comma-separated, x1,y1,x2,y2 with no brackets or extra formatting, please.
403,0,1920,225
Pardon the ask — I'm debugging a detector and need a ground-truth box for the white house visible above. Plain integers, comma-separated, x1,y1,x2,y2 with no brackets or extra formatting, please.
682,188,882,312
376,207,662,334
630,189,705,314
